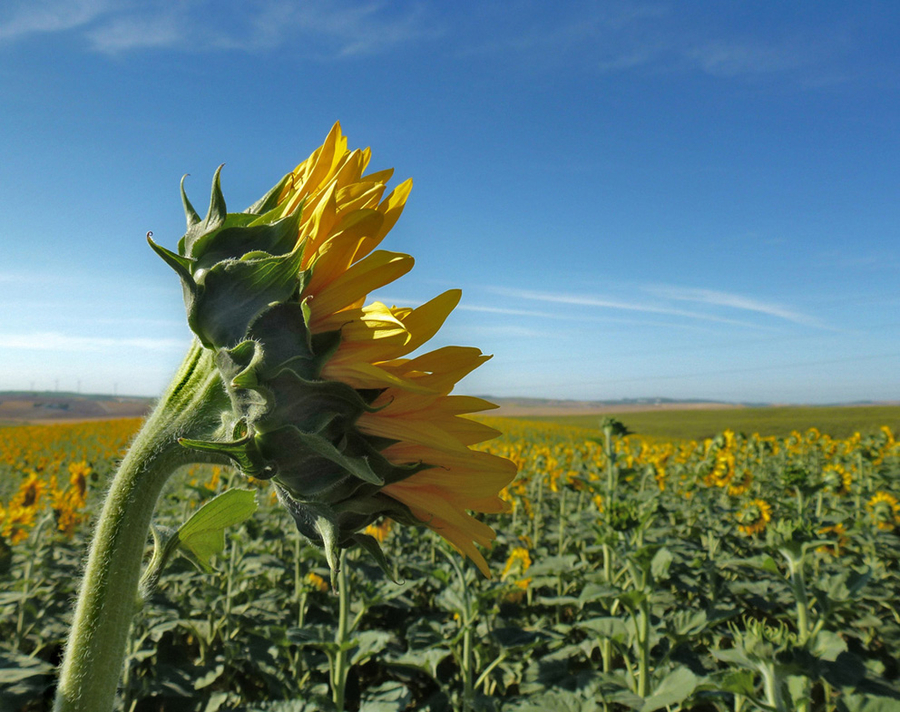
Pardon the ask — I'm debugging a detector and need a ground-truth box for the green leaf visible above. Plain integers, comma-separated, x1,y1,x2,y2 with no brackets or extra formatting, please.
837,693,900,712
577,617,629,643
650,547,673,581
812,629,847,662
176,488,258,573
352,532,401,583
359,681,412,712
639,667,699,712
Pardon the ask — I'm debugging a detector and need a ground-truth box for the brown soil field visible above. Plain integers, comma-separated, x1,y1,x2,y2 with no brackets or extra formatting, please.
0,395,153,424
487,401,744,418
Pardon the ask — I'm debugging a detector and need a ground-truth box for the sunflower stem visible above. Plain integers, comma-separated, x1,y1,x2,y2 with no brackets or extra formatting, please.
332,549,351,712
53,341,228,712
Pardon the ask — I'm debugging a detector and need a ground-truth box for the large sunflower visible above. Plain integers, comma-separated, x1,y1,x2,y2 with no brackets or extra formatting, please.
153,123,516,576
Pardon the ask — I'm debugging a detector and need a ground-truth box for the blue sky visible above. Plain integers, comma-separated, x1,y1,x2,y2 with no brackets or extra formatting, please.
1,1,899,404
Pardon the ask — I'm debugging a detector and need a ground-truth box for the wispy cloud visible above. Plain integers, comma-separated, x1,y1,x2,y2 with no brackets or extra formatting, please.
456,1,844,83
0,0,114,41
685,40,811,78
643,285,826,328
488,286,769,328
0,332,187,352
1,0,436,56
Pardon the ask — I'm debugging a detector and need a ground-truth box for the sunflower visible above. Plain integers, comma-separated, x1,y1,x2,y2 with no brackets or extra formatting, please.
705,450,735,488
736,498,772,536
726,468,753,497
157,123,516,577
867,491,900,531
822,464,852,497
817,522,849,556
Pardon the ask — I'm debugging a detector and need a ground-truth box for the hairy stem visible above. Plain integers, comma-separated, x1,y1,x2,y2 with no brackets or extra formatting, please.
54,341,228,712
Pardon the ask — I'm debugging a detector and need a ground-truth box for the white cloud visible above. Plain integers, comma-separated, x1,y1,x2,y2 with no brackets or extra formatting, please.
643,285,825,328
685,40,810,77
488,286,767,328
86,12,183,53
2,0,435,56
0,0,115,41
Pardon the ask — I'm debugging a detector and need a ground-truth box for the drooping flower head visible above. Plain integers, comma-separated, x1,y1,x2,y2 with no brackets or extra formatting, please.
151,123,517,577
736,498,772,536
867,491,900,532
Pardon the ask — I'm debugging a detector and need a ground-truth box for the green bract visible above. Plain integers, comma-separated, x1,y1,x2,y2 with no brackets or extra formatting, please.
149,170,423,578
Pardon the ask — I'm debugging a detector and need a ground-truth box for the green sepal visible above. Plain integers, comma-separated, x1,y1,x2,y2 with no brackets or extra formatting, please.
205,165,228,235
261,425,384,493
260,368,378,434
178,428,273,479
274,484,341,586
181,174,200,227
218,340,265,390
190,205,303,272
310,329,343,365
175,488,259,573
245,173,293,216
352,532,402,584
216,341,273,425
188,241,304,348
300,297,315,350
179,166,228,256
139,524,179,598
147,235,196,295
332,491,421,528
244,301,320,380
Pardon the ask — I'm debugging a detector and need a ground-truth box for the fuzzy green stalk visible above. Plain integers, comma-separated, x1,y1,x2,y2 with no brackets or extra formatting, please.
16,515,49,651
532,472,545,549
53,341,228,712
786,555,812,646
332,549,351,712
557,485,567,558
636,597,652,699
439,545,475,712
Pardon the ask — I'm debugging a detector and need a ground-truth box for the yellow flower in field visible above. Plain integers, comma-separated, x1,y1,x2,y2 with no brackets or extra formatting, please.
706,450,735,488
501,546,532,580
306,572,330,592
736,499,772,536
867,491,900,531
500,547,532,603
363,518,392,543
203,466,222,492
817,522,849,556
727,469,753,497
14,471,46,510
822,464,851,496
165,123,517,578
68,461,91,498
1,503,36,544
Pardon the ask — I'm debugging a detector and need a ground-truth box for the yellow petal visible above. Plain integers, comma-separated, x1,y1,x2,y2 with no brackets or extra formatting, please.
309,250,414,322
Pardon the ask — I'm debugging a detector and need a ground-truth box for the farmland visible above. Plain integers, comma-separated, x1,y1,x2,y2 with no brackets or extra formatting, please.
2,410,900,711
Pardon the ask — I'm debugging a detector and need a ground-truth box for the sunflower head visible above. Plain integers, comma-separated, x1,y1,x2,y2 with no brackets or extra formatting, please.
155,124,516,579
867,491,900,531
822,464,852,496
736,498,772,537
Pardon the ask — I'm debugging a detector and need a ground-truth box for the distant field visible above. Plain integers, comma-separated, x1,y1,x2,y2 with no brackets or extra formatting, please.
0,393,152,425
511,404,900,440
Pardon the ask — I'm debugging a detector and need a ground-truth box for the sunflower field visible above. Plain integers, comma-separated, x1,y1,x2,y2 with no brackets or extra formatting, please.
2,415,900,712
